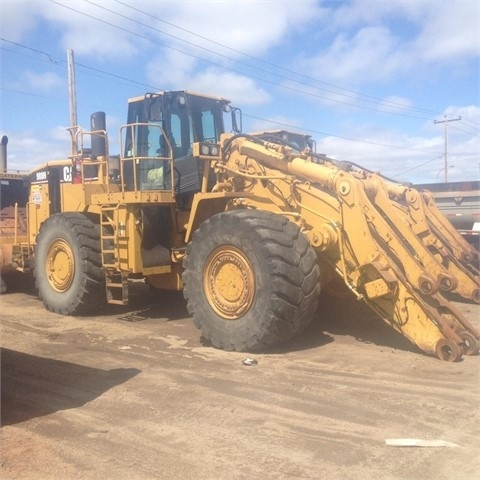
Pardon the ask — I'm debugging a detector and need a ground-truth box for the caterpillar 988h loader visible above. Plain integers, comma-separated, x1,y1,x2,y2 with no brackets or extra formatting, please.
7,90,479,361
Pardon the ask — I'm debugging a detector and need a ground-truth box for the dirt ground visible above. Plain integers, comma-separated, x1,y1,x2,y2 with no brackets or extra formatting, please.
1,274,479,480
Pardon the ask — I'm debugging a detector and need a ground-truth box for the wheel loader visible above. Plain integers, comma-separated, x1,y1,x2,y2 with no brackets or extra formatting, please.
5,90,480,361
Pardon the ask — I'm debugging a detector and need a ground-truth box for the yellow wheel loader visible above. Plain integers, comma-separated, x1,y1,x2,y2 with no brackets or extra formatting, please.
5,90,479,361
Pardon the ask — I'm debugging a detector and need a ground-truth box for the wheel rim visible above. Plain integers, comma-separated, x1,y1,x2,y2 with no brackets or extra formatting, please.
204,246,255,320
46,238,75,292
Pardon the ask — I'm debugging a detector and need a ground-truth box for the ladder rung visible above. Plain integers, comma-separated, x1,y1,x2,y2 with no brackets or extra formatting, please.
108,299,128,305
100,205,128,289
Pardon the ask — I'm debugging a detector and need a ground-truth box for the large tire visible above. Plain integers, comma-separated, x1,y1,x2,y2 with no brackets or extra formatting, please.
34,213,105,315
182,209,321,351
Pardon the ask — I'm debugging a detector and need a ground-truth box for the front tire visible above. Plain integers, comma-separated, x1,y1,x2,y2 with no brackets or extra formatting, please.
34,213,105,315
183,209,321,351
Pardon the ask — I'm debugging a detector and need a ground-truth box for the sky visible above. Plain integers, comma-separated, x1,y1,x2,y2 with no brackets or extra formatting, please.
0,0,479,184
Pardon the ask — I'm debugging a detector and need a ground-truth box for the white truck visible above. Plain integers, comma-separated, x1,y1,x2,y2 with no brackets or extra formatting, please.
414,181,479,249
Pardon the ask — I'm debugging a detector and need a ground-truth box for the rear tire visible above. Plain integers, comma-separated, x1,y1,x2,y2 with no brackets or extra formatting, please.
183,209,321,351
34,213,105,315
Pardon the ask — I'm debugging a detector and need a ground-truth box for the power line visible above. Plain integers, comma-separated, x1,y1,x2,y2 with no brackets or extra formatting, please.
1,37,443,156
4,2,476,126
75,62,158,90
0,86,65,102
0,38,63,64
0,34,470,159
243,113,442,155
384,155,443,177
449,123,479,136
1,39,159,91
459,117,480,132
47,0,440,120
110,0,441,118
0,67,444,155
0,36,455,157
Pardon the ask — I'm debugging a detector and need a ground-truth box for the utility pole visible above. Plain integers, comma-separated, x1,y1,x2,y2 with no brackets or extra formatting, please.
434,114,461,183
67,48,78,157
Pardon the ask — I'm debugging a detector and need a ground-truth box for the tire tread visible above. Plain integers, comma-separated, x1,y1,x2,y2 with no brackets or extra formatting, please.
183,209,321,351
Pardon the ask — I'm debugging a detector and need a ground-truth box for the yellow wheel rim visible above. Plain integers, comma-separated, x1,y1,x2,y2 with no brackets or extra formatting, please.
204,246,255,320
46,239,75,292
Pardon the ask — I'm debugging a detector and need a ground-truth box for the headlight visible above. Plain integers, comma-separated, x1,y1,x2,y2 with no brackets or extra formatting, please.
194,142,221,157
200,144,220,156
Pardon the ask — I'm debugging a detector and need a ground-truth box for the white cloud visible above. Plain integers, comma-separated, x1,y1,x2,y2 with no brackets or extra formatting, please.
1,0,143,59
39,0,142,59
300,0,479,86
1,0,477,184
146,51,271,105
315,117,478,185
412,2,479,61
2,0,323,61
0,1,43,41
140,0,323,105
149,0,324,57
145,51,197,89
5,128,70,171
24,70,63,92
445,105,480,123
2,0,324,104
190,69,271,106
305,26,403,85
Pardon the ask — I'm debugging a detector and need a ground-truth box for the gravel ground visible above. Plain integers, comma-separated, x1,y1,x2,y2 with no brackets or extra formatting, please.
1,275,479,480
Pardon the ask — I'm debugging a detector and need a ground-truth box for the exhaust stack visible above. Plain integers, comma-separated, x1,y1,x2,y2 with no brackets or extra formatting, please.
0,136,8,171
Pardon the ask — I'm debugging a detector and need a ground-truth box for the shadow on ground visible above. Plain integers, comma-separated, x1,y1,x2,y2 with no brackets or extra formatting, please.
140,283,416,355
1,271,36,296
115,285,189,322
1,274,418,355
1,348,140,426
312,291,419,354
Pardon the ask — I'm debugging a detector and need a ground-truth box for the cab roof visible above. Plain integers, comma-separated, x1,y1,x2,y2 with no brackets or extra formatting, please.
128,90,231,104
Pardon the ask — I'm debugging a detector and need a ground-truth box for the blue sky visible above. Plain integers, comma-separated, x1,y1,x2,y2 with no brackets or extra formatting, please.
1,0,479,183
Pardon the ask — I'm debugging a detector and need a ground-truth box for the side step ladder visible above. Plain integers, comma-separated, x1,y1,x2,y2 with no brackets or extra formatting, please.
100,204,129,305
12,244,33,272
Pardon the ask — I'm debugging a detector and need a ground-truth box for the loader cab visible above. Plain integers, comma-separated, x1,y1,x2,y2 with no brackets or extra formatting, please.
122,90,236,194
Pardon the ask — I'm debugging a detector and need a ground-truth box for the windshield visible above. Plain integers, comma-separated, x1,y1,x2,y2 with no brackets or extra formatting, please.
122,92,228,193
125,92,226,159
